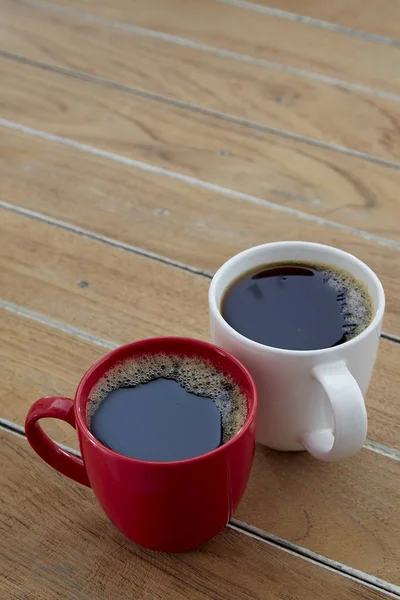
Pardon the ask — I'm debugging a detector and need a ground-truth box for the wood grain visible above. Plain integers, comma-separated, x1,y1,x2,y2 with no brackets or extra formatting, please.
46,0,400,95
0,310,104,449
367,340,400,447
238,446,400,582
0,210,209,344
0,432,390,600
1,309,399,582
3,57,400,247
251,0,400,39
2,0,400,163
2,126,400,337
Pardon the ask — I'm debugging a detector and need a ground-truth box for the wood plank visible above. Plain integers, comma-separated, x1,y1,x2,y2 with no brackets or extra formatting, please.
367,340,400,448
251,0,400,40
237,443,400,583
2,0,400,163
3,57,400,248
0,309,399,583
2,124,400,338
0,210,210,344
0,310,103,450
46,0,400,95
0,433,389,600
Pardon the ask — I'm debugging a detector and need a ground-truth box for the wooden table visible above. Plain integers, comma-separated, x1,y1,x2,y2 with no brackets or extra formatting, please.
1,0,399,598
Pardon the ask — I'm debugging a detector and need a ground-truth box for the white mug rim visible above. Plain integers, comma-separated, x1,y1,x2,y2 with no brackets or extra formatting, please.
209,241,386,357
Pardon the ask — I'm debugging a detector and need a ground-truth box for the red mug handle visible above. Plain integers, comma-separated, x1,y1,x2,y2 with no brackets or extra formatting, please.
25,397,91,487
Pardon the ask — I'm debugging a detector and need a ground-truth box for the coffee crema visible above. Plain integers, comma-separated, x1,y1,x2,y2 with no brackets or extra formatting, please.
87,353,247,462
221,260,373,351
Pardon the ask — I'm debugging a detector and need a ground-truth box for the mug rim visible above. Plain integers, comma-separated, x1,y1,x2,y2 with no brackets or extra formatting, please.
74,336,258,467
209,241,386,357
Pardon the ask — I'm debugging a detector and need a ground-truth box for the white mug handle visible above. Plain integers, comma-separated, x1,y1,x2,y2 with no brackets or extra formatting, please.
300,361,367,462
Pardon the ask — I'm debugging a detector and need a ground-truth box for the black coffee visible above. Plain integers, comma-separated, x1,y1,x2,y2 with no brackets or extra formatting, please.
87,354,247,462
221,261,373,351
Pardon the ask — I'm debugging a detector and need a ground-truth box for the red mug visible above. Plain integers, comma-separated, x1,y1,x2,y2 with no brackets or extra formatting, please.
25,337,257,552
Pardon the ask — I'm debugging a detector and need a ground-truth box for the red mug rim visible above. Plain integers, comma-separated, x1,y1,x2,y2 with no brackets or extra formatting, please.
74,337,258,468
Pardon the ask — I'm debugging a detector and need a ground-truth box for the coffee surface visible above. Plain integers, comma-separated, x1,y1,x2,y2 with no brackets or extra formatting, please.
221,261,373,351
88,353,247,462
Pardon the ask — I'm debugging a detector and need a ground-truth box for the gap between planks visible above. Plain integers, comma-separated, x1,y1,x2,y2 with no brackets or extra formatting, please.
1,201,400,347
17,0,400,104
2,120,400,254
1,298,399,462
215,0,400,48
2,49,400,172
0,418,399,599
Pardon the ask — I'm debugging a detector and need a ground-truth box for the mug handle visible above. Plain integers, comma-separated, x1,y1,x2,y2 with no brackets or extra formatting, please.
25,396,91,487
300,361,367,462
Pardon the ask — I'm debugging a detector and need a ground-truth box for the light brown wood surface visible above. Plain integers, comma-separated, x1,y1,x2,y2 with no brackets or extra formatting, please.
1,0,400,597
47,0,400,95
251,0,400,39
0,210,209,342
2,55,400,248
238,446,400,581
1,306,399,582
2,127,400,338
2,0,400,163
1,431,390,600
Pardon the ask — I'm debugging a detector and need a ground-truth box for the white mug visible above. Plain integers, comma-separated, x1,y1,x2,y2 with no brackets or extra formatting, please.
209,242,385,462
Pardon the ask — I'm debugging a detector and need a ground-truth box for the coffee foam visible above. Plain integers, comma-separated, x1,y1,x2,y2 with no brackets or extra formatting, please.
319,263,373,340
87,353,247,444
281,260,373,342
